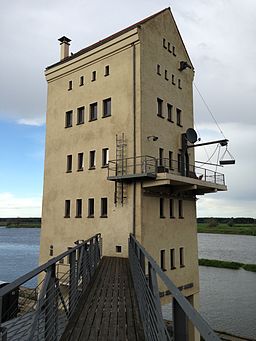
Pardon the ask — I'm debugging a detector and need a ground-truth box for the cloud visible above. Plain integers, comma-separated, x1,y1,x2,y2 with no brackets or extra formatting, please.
18,117,45,127
0,193,42,218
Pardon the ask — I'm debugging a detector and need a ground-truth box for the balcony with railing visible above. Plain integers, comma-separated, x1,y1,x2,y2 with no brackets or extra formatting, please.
107,155,227,194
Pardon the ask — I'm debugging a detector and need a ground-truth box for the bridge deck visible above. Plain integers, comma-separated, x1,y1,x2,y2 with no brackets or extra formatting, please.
60,256,145,341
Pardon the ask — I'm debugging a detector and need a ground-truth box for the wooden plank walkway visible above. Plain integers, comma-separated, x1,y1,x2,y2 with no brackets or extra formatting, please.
60,257,145,341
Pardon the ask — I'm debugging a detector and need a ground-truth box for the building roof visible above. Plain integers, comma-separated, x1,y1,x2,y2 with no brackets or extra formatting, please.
46,8,169,70
46,7,193,70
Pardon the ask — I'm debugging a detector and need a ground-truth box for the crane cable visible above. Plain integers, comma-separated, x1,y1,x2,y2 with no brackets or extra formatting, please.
194,83,226,140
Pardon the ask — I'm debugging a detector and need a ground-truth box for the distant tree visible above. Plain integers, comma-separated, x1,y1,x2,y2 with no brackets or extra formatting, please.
207,218,218,228
228,217,234,227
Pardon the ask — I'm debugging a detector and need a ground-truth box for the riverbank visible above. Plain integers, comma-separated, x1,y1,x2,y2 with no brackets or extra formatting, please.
0,218,41,228
199,258,256,272
197,223,256,236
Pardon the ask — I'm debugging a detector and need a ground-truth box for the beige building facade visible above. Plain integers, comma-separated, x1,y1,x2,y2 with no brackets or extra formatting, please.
40,7,226,333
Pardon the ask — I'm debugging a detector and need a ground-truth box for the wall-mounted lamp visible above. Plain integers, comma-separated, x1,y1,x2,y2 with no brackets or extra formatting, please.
147,135,158,141
179,61,192,71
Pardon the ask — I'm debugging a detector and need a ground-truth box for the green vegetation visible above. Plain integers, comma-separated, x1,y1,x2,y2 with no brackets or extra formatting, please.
197,223,256,236
0,218,41,228
199,258,256,273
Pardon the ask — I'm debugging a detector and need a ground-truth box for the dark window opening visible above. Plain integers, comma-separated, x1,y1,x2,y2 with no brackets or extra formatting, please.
168,151,173,170
105,65,110,76
80,76,84,86
64,200,71,218
76,199,82,218
177,108,182,126
91,71,96,81
178,200,184,218
172,74,175,85
172,45,176,56
160,198,165,218
160,250,166,271
66,154,72,172
89,150,96,169
157,64,161,75
103,98,111,117
165,70,168,80
157,98,164,117
178,79,182,89
116,245,122,253
159,148,164,166
77,152,84,171
49,245,54,256
68,80,72,90
88,198,94,217
168,42,171,52
89,102,97,121
77,106,85,125
170,199,175,218
180,247,185,267
167,103,173,122
65,110,73,128
170,248,175,269
163,38,167,48
102,148,109,167
178,153,182,173
101,198,108,217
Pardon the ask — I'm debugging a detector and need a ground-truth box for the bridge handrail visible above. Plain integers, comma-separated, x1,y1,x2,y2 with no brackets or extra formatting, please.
129,234,220,341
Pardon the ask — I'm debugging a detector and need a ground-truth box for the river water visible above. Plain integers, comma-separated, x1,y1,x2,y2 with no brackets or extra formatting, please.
0,228,255,338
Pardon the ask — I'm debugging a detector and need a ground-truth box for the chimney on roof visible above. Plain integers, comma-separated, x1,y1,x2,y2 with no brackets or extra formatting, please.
58,36,71,60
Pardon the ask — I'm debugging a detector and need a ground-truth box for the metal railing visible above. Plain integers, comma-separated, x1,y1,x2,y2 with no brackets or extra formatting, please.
108,155,225,186
0,234,102,341
128,234,220,341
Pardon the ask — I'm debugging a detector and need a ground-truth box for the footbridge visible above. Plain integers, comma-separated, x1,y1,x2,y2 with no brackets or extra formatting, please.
0,234,220,341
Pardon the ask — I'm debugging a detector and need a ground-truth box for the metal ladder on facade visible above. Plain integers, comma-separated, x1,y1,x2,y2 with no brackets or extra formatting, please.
114,133,128,206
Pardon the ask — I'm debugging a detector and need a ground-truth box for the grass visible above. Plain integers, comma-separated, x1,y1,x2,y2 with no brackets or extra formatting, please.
197,223,256,236
199,258,256,273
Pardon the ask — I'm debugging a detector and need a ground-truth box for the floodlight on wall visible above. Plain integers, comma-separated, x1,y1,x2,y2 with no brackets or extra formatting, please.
179,61,192,71
147,135,159,141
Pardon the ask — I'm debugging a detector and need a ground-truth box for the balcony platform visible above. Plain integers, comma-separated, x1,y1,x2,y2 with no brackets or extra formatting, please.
107,172,156,182
143,172,227,195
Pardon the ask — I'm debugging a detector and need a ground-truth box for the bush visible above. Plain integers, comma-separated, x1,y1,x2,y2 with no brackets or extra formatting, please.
207,218,218,228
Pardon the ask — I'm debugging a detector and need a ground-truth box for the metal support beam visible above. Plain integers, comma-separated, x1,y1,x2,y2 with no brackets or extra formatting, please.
69,250,77,316
45,264,58,341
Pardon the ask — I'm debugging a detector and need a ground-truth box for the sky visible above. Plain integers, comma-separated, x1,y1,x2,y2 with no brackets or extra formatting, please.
0,0,256,218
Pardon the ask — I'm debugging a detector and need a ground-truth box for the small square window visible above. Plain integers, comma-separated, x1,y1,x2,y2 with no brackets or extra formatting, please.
104,65,110,76
80,76,84,86
116,245,122,253
68,80,72,91
179,247,185,267
176,108,182,126
170,248,176,269
88,198,94,218
103,98,111,117
89,102,97,121
77,106,85,125
66,155,72,172
89,150,96,169
160,198,165,218
157,98,164,118
160,250,166,271
77,152,84,171
76,199,82,218
65,111,73,128
157,64,161,75
91,71,96,81
64,200,71,218
167,103,173,122
165,70,168,80
169,198,175,218
172,74,175,85
101,197,108,217
102,148,109,167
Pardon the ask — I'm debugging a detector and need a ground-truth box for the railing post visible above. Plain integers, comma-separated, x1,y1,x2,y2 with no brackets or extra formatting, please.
0,327,7,341
173,298,188,341
69,250,77,316
45,264,58,341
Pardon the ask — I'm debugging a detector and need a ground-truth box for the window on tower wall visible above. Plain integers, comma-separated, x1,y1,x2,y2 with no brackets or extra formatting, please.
102,148,109,167
179,247,185,267
104,65,110,76
157,98,164,117
103,98,111,117
77,106,85,125
100,198,108,218
88,198,94,218
157,64,161,75
170,248,176,269
160,198,165,218
178,200,184,218
79,76,84,86
76,199,82,218
167,103,173,122
177,108,182,126
68,80,72,90
66,155,72,172
77,152,84,171
169,199,175,218
91,71,96,81
160,250,166,271
89,103,97,121
65,110,73,128
64,200,71,218
168,151,173,170
89,150,96,169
